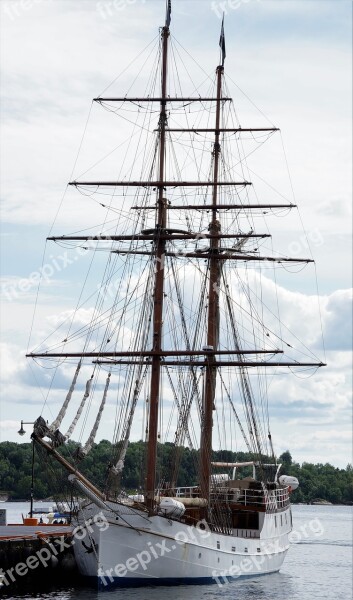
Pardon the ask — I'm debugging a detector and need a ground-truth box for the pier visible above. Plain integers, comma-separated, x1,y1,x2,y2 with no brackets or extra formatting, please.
0,523,77,588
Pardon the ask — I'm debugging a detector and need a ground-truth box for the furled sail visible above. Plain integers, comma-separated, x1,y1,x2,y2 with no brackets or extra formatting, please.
111,370,147,476
50,360,82,432
77,372,111,459
65,374,94,440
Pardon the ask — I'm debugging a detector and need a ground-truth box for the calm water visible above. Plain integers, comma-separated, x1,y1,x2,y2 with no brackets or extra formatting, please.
0,504,352,599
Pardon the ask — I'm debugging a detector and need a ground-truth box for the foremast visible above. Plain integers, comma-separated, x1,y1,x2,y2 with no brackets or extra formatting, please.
145,20,169,512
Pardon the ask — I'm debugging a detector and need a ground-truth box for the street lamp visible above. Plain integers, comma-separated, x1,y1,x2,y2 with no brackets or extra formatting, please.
17,421,35,519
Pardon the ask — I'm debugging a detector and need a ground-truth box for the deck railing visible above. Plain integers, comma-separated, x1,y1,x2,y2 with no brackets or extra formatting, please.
171,484,290,511
265,486,290,511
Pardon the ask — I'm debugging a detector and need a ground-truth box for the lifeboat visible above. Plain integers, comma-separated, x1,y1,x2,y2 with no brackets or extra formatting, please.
278,475,299,491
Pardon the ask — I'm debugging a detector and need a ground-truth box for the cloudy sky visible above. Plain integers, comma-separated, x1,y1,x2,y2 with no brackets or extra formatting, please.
0,0,351,468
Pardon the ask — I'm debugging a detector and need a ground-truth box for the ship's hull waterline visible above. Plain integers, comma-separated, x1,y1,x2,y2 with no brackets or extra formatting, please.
73,502,291,587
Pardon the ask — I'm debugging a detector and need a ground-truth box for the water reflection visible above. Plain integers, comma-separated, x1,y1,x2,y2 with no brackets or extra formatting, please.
1,507,351,600
0,572,296,600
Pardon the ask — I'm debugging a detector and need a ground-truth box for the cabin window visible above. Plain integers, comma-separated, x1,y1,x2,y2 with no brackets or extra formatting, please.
198,553,201,559
280,514,283,526
217,557,220,563
257,548,261,553
231,546,236,552
232,511,259,530
285,513,288,524
274,516,277,528
245,548,248,553
217,541,220,549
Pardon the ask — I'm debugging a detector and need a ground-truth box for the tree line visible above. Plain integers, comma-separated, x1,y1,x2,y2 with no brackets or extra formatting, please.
0,440,352,504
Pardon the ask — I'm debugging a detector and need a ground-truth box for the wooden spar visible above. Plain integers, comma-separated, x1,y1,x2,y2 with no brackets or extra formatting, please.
200,64,224,504
92,360,325,367
131,203,296,210
47,233,271,241
94,97,232,102
26,352,326,366
69,181,251,187
211,461,255,468
145,24,169,513
32,434,105,500
165,128,279,133
109,250,314,263
27,350,284,358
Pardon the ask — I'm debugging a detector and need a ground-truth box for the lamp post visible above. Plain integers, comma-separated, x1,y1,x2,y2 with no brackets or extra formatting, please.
18,421,35,519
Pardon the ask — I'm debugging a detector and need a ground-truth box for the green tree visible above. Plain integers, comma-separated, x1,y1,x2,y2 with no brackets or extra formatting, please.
1,441,353,504
279,451,293,471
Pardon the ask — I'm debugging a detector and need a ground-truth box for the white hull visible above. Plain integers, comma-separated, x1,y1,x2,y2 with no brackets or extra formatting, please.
72,502,292,587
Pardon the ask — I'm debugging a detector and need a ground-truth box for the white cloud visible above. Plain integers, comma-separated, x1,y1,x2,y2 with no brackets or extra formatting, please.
0,280,351,465
323,289,353,351
0,1,351,468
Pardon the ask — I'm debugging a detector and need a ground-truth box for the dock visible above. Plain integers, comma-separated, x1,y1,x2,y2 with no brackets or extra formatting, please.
0,523,73,540
0,523,77,588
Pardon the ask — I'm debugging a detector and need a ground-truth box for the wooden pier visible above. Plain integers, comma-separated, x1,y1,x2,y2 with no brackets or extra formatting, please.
0,524,77,589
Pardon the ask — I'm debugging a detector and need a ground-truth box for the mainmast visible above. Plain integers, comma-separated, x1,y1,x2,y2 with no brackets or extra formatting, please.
145,16,170,512
200,61,224,502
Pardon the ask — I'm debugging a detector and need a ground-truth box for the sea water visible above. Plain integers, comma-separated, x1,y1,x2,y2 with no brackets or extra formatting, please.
0,504,351,599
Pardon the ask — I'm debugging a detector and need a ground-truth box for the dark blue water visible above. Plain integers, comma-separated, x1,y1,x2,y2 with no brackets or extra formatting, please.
1,505,351,599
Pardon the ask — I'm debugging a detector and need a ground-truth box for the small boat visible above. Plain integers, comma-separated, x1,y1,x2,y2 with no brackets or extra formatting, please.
26,0,325,588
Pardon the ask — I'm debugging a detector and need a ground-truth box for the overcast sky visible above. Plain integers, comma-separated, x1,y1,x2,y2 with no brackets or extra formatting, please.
0,0,352,468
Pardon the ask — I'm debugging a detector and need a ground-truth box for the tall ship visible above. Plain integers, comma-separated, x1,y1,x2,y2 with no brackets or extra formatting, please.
26,1,325,587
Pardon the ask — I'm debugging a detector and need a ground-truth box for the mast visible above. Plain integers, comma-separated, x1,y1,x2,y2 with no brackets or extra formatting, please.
200,62,224,502
145,18,169,512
